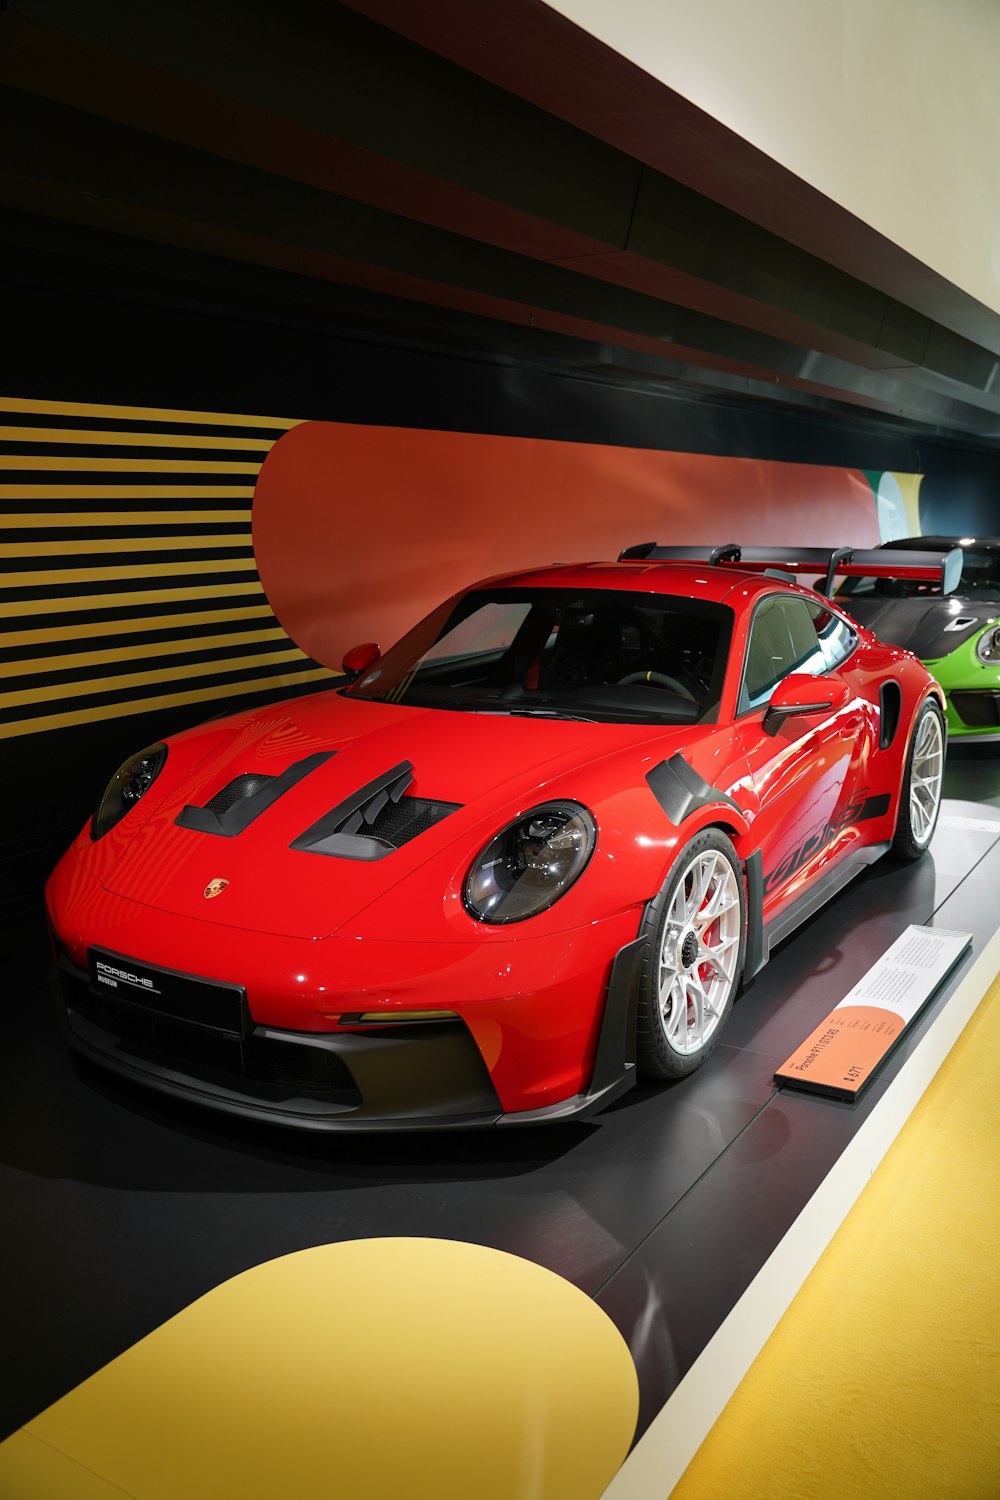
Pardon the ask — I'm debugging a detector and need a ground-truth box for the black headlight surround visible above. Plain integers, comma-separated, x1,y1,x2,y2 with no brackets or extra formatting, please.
975,625,1000,665
463,800,597,925
90,744,168,841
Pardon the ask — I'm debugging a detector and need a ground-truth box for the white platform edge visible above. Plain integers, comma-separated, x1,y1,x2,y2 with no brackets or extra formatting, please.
601,920,1000,1500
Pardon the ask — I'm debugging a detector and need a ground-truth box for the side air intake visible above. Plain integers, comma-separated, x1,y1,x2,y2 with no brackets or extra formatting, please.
290,760,461,860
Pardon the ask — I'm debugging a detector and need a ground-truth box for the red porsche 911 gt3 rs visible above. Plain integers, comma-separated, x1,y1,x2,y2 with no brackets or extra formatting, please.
47,544,947,1130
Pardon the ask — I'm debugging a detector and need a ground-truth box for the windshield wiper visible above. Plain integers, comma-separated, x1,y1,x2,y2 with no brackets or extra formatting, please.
485,706,597,722
465,702,597,721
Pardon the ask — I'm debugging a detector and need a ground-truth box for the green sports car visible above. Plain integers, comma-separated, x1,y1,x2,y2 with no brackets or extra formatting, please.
838,535,1000,739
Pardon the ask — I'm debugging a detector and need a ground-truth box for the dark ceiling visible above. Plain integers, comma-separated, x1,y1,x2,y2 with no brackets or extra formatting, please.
3,0,1000,445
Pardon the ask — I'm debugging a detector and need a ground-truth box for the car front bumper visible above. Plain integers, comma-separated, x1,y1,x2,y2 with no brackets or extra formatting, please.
924,647,1000,739
46,847,644,1130
942,688,1000,738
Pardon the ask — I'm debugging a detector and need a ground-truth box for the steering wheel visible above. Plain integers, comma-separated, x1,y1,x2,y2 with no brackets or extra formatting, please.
617,669,696,701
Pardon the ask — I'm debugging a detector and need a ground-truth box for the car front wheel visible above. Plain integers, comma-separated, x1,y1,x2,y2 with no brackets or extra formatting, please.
636,828,746,1079
892,697,945,859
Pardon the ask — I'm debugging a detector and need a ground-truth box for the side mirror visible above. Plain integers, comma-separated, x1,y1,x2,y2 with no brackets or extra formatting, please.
763,671,850,735
341,641,381,683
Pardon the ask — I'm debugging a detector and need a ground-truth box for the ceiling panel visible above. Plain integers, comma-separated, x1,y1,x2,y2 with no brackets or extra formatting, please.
2,0,998,445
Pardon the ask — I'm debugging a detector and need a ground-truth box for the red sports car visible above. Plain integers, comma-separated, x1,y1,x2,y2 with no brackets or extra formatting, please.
47,544,947,1130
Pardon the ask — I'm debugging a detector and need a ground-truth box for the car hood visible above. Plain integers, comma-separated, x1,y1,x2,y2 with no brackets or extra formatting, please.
102,691,698,939
841,596,996,658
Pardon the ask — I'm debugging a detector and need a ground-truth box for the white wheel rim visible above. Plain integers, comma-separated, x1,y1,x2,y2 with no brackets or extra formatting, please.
657,850,741,1056
910,709,944,846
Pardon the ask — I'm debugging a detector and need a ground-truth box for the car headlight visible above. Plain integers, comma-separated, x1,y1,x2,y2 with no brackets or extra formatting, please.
90,744,168,841
464,801,597,924
975,625,1000,664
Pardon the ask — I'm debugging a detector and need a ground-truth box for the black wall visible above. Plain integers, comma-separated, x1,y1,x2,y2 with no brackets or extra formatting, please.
3,246,1000,927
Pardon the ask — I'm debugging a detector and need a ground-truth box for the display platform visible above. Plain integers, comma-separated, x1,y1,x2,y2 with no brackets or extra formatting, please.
2,772,999,1473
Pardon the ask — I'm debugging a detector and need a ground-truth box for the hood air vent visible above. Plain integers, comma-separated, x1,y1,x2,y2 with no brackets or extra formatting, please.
206,773,275,814
290,760,461,861
176,752,334,837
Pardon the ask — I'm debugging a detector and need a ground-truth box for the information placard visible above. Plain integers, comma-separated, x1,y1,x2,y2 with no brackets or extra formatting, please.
775,925,971,1101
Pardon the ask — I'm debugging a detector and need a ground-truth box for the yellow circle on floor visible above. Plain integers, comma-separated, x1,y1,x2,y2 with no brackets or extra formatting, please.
5,1238,639,1500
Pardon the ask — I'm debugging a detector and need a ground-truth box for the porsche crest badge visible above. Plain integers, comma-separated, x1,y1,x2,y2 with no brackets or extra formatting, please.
204,878,230,899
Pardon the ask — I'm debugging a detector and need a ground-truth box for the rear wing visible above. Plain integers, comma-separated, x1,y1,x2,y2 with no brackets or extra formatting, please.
618,542,964,597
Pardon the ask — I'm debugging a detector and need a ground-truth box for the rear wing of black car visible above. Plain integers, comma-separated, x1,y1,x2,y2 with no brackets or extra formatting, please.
618,542,964,597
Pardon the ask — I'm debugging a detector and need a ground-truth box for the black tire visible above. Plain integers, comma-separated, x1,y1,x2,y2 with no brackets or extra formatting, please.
892,698,946,860
636,828,747,1079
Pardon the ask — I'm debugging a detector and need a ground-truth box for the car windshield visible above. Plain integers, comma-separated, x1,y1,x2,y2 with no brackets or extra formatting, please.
840,546,1000,603
345,587,734,725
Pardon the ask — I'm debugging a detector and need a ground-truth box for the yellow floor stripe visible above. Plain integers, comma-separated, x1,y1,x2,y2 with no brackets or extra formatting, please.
0,485,255,500
0,424,276,451
2,536,250,558
0,397,303,428
0,604,274,646
0,666,333,738
671,975,1000,1500
0,1240,637,1500
0,582,265,617
0,512,253,527
3,628,287,677
0,648,306,709
2,558,259,588
0,457,262,473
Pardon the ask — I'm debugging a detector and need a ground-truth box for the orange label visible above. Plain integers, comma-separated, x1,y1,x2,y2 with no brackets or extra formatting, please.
776,1006,906,1098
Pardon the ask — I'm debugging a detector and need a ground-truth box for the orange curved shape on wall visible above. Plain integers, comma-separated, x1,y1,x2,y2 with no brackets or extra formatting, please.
252,422,879,669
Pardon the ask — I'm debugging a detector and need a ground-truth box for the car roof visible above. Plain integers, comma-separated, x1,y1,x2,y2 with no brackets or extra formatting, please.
467,559,801,606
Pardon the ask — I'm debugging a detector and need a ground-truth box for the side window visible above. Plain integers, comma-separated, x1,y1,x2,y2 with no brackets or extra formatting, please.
808,601,858,671
740,596,826,713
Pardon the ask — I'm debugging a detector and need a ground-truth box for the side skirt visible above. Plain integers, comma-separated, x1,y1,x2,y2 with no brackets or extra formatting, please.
761,842,891,963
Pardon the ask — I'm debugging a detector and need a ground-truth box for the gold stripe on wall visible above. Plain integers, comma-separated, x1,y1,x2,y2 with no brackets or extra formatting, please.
0,397,328,740
4,536,253,557
0,582,266,618
0,457,263,473
4,628,288,678
0,668,334,741
0,485,255,499
0,512,253,527
1,648,308,710
0,426,277,451
0,605,274,647
0,397,303,427
3,559,260,588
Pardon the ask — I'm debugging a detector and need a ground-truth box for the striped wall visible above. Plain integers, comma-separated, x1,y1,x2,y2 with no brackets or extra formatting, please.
0,396,334,742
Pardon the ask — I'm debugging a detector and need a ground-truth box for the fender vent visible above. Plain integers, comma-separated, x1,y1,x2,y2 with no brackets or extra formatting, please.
291,760,461,860
879,681,903,750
